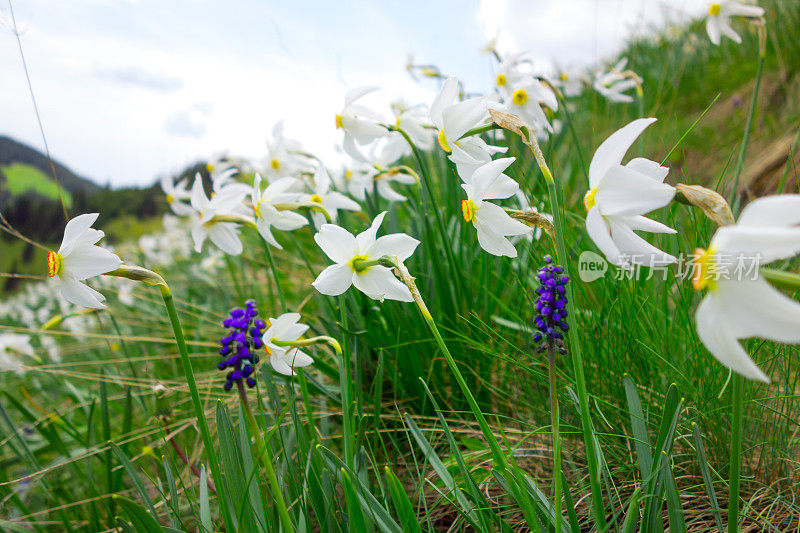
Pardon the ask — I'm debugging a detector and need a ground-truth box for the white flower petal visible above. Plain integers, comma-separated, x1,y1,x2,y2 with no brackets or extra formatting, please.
737,194,800,227
345,85,379,107
314,224,357,263
312,264,353,296
59,279,107,309
589,118,657,188
607,218,676,267
207,223,243,255
58,213,100,256
712,226,800,265
355,211,387,252
706,17,722,45
586,206,625,267
625,158,669,183
352,266,412,301
366,233,420,262
442,97,487,140
695,293,769,382
62,245,122,280
430,77,460,128
595,165,675,216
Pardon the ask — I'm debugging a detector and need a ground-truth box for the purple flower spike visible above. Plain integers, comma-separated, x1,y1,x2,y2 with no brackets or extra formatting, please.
532,259,570,354
218,300,263,391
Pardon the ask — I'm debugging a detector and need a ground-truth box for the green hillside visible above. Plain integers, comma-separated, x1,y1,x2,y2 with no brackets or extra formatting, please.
1,162,73,207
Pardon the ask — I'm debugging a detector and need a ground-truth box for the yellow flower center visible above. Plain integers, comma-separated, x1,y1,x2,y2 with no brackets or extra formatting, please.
496,73,507,86
560,73,569,81
270,159,281,170
348,253,370,272
512,89,529,106
335,114,344,129
395,117,402,128
345,169,353,181
166,194,175,204
206,163,214,172
437,130,451,152
310,194,323,204
692,247,718,291
46,251,63,278
254,200,262,218
583,187,598,211
461,198,478,222
709,3,721,16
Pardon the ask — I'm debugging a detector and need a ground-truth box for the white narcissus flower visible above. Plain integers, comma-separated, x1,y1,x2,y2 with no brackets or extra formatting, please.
502,79,558,134
460,157,531,257
264,120,306,180
391,99,433,150
47,213,122,309
0,333,35,373
430,77,507,180
312,211,419,302
159,175,193,216
593,58,640,104
705,1,764,45
251,173,307,249
583,118,676,268
303,166,361,228
190,175,249,255
494,52,532,90
336,86,388,162
263,313,314,375
692,195,800,383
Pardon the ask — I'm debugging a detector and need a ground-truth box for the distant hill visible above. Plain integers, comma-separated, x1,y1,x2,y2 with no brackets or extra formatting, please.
0,135,99,196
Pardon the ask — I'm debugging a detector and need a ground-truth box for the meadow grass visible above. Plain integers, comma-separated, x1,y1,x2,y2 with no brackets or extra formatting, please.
1,1,800,531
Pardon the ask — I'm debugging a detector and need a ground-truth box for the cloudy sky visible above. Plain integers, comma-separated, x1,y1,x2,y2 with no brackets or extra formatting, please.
0,0,704,188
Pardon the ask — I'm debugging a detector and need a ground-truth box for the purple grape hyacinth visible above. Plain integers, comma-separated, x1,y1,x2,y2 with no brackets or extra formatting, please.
533,255,569,354
218,300,266,391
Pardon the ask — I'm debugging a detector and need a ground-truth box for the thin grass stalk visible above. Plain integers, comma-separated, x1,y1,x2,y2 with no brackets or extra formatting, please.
729,26,766,214
261,240,286,310
728,374,744,533
236,381,296,533
547,342,562,533
339,295,354,468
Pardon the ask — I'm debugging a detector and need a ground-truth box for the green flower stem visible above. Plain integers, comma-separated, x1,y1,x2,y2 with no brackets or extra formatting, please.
518,128,607,528
162,289,234,532
339,295,355,468
106,265,234,531
261,239,286,310
383,256,507,468
547,342,563,533
761,268,800,290
728,374,744,533
237,382,296,533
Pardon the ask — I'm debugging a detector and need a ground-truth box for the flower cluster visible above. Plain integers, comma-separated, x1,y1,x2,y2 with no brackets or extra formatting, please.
532,256,570,353
218,300,265,391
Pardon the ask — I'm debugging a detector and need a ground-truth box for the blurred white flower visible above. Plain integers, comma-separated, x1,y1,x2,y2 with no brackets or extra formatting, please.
159,175,193,216
263,313,314,375
553,66,586,98
501,79,558,135
705,1,764,45
593,58,641,104
312,211,419,301
461,158,530,257
583,118,676,268
338,164,375,201
251,173,307,249
391,99,432,150
0,334,34,374
336,86,388,162
693,194,800,382
263,120,307,180
48,213,122,309
494,52,532,90
189,175,249,255
303,166,361,228
431,77,507,180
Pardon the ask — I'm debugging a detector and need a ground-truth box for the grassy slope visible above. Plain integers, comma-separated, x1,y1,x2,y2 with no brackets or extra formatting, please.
1,163,73,207
1,1,799,531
